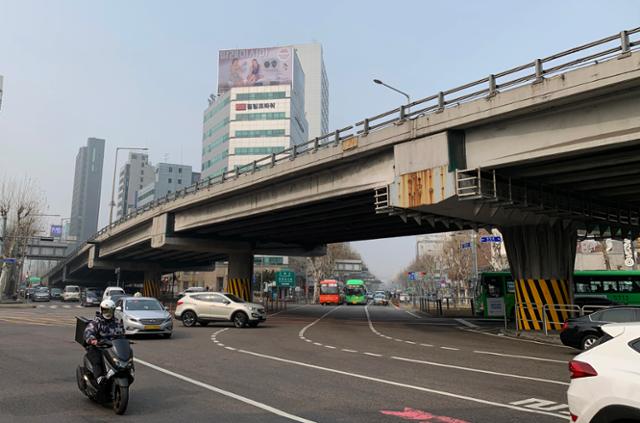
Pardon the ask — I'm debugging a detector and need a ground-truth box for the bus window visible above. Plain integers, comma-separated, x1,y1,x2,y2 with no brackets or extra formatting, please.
619,280,640,293
589,281,604,293
575,282,591,294
486,278,502,297
603,281,618,292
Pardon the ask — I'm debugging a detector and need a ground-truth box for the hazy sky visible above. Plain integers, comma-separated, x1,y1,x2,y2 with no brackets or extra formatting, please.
0,1,638,281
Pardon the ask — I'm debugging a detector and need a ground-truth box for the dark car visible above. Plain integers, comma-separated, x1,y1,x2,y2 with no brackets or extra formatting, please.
81,290,101,307
560,306,640,350
50,288,63,300
32,286,51,302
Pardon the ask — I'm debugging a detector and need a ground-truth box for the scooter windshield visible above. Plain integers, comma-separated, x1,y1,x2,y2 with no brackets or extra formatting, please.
109,338,132,361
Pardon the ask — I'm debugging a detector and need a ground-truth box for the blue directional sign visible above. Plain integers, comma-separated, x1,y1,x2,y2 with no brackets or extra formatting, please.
480,236,502,243
407,272,416,281
1,258,17,264
460,242,472,249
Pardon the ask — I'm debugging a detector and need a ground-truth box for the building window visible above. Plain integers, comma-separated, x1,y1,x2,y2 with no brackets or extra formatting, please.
169,167,173,172
141,170,144,175
140,177,143,183
178,179,182,184
235,129,286,138
139,185,143,189
178,168,182,173
168,178,172,183
234,112,286,121
236,92,286,101
234,147,285,155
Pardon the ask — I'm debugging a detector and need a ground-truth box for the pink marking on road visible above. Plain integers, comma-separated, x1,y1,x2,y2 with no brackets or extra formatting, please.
380,407,470,423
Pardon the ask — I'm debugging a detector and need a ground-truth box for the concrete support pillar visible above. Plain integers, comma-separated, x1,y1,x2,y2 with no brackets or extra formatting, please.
226,252,253,301
499,221,577,331
142,269,162,298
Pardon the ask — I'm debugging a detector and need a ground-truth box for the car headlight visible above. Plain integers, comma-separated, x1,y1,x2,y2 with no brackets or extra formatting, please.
248,306,258,311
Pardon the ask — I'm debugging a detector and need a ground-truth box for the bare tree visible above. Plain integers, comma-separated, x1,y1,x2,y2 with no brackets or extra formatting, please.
0,177,45,300
440,233,472,299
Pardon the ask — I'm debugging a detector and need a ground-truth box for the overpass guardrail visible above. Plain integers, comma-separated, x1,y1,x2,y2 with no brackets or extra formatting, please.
48,27,640,277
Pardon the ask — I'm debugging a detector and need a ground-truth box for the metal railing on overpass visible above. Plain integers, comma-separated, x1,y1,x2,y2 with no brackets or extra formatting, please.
48,27,640,277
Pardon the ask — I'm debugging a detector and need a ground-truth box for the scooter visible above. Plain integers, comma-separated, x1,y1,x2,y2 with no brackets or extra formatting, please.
76,337,135,415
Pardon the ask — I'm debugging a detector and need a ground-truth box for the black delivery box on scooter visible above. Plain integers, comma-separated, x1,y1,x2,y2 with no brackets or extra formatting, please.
75,316,90,346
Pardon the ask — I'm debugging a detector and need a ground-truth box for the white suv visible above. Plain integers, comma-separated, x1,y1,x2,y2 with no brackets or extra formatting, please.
567,322,640,422
175,292,266,328
62,285,80,302
103,286,126,301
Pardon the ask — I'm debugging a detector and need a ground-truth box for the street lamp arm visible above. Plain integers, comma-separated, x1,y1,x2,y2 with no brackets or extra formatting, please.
373,79,411,104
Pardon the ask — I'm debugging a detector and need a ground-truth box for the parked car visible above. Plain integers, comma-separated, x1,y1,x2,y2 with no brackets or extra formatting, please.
114,296,172,338
81,290,101,307
560,306,640,350
373,293,389,306
175,292,266,328
32,286,51,302
567,322,640,422
50,287,63,300
102,286,126,301
62,285,81,302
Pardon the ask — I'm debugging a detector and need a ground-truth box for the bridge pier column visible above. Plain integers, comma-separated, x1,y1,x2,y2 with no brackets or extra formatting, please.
142,269,162,299
499,221,577,331
227,253,253,301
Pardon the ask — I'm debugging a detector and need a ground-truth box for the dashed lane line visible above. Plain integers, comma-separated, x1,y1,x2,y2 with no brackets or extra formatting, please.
363,352,383,357
134,357,316,423
390,356,569,386
229,348,567,420
473,350,567,364
440,347,460,351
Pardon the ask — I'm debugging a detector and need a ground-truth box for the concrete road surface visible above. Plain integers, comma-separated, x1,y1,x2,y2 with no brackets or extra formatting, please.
0,302,577,422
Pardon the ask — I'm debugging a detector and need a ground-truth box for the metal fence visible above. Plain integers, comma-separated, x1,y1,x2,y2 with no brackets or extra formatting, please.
48,28,640,277
418,296,476,317
517,303,619,335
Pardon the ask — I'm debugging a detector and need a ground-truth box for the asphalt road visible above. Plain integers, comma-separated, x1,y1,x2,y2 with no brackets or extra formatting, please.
0,301,578,422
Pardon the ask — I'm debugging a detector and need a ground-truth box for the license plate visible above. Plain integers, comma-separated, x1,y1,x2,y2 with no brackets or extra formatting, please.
144,325,161,330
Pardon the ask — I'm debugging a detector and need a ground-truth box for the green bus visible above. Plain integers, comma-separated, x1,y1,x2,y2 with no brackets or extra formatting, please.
345,279,367,305
476,270,640,318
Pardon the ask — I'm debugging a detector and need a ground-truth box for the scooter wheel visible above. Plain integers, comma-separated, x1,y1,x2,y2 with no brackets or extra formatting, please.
112,384,129,415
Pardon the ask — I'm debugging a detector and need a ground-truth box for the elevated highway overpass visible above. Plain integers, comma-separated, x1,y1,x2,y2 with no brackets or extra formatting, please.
46,29,640,329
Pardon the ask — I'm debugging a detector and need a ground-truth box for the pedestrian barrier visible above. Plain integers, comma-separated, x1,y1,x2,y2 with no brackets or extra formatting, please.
518,302,621,334
418,296,475,317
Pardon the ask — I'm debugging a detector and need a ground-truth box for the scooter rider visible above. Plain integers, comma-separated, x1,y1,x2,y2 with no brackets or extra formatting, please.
83,299,125,385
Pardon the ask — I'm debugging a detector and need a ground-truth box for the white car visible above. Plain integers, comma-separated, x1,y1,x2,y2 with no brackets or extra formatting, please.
114,296,173,338
103,286,126,301
567,322,640,422
62,285,81,302
175,292,266,328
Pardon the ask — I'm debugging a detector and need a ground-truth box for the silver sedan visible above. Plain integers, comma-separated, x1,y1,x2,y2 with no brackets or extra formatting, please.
114,297,173,338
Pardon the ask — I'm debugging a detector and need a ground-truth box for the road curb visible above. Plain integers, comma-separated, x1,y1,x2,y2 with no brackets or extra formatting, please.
498,329,563,346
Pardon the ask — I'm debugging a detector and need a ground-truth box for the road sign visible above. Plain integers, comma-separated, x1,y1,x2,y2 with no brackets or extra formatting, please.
275,270,295,287
480,236,502,243
1,258,16,264
460,242,471,249
50,225,63,237
407,272,416,281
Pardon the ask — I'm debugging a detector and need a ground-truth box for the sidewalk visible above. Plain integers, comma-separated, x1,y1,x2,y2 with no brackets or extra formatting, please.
471,326,564,346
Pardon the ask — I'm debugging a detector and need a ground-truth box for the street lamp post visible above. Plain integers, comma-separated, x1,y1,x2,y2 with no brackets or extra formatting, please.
109,147,148,225
373,79,411,105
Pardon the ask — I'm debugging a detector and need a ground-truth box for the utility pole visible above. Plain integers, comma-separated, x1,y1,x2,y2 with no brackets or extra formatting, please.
471,231,479,292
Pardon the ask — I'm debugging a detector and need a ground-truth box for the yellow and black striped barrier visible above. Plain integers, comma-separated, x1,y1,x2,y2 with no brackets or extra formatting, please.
142,280,161,298
227,278,251,301
515,278,571,331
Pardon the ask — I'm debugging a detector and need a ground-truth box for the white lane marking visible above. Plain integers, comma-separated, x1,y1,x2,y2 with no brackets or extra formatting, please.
324,345,336,349
363,352,383,357
313,342,322,346
440,347,460,351
225,347,236,351
405,310,421,319
455,318,479,329
305,339,312,343
134,358,315,422
63,305,71,309
234,349,566,419
341,349,358,353
269,304,305,317
420,343,433,347
510,398,570,415
473,350,567,364
390,356,569,386
298,306,341,339
405,341,416,345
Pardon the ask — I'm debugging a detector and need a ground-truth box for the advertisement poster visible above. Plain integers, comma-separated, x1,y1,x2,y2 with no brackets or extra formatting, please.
218,47,293,93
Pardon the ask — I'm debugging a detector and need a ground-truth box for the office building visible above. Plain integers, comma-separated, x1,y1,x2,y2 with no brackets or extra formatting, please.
136,163,196,208
69,137,105,243
201,45,309,180
292,43,329,139
116,152,155,218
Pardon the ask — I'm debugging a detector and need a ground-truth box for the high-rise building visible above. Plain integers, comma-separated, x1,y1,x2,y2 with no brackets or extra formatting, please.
292,43,329,139
0,75,4,112
116,152,155,218
69,138,105,243
136,163,196,208
201,45,309,181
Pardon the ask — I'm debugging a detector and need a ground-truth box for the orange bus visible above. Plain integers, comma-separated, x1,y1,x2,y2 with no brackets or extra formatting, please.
319,280,344,305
